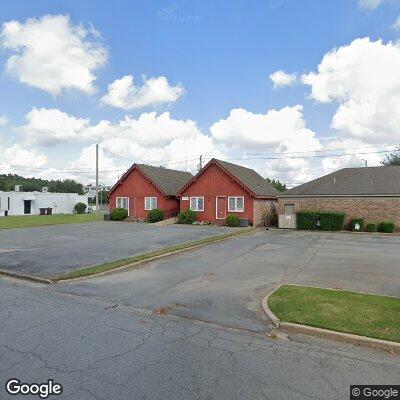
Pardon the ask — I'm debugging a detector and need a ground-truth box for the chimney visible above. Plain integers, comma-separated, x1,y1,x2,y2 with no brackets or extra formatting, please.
15,185,22,192
42,187,48,193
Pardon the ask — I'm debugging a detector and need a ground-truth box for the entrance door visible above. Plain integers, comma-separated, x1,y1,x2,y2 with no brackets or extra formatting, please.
24,200,32,214
216,196,226,219
129,197,135,217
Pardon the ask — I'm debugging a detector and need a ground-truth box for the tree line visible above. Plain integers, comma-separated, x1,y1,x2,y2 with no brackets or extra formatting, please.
0,174,85,194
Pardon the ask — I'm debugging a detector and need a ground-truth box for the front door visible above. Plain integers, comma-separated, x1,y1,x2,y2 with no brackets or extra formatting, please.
216,196,226,219
23,200,32,214
129,197,135,217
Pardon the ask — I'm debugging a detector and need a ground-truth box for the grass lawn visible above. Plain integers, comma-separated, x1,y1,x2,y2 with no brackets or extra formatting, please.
268,285,400,343
54,226,256,281
0,213,103,229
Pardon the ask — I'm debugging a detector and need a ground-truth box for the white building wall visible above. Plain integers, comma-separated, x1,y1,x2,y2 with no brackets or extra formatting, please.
0,191,88,216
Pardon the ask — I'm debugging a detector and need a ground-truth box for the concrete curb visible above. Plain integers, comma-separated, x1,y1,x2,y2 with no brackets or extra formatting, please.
0,269,53,285
54,227,261,283
261,284,400,353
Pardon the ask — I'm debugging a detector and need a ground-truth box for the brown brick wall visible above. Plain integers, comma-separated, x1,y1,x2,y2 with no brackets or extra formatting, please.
253,199,277,226
278,197,400,229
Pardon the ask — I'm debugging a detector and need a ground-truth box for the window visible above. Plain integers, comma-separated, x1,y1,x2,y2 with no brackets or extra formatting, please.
116,197,128,210
145,197,157,210
284,204,294,215
190,197,204,212
228,197,244,212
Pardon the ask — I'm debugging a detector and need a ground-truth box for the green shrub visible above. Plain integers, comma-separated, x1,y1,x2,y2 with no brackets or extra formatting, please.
226,214,239,227
177,209,197,224
74,202,87,214
147,208,164,223
378,221,395,233
297,210,345,231
350,218,364,231
296,210,319,230
366,223,377,232
112,207,128,221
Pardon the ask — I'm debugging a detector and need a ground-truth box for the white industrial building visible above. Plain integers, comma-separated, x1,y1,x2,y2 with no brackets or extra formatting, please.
0,186,88,217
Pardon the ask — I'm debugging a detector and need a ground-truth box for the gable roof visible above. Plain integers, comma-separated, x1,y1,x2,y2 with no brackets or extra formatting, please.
178,158,279,198
280,166,400,197
109,164,193,197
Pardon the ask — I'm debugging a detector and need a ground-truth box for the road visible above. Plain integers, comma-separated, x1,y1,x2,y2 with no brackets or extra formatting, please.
0,277,399,400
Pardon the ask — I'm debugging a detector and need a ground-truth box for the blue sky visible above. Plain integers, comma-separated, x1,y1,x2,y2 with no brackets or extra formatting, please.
1,0,400,186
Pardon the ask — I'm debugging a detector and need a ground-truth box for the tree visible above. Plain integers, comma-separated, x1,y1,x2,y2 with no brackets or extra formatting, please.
381,146,400,166
266,178,287,192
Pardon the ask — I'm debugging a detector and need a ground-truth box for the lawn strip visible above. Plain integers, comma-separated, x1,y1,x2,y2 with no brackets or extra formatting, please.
268,285,400,343
0,213,103,229
54,227,258,282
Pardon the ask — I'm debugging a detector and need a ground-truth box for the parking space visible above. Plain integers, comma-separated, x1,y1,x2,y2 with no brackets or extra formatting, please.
54,230,400,332
0,221,236,278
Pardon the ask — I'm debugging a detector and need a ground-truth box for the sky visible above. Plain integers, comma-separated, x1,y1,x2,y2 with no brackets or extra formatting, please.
1,0,400,187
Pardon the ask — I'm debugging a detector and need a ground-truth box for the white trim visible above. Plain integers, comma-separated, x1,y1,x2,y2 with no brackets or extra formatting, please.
227,196,245,212
116,196,129,216
215,196,226,219
190,196,204,212
144,196,157,211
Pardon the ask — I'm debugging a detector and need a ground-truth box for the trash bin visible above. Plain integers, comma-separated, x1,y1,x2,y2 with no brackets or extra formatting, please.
104,213,111,221
39,208,46,215
4,210,8,217
46,208,53,215
238,218,249,227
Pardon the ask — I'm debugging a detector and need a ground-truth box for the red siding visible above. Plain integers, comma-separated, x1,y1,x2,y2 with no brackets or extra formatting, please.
180,164,254,223
108,168,179,219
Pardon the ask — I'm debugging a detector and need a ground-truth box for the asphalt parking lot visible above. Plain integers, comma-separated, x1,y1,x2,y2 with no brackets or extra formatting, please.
54,229,400,332
0,222,235,278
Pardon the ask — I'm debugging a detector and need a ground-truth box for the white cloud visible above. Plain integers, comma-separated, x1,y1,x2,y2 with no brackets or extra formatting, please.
392,15,400,31
0,115,8,126
302,38,400,144
0,143,48,172
0,15,107,95
101,75,184,110
269,70,297,89
210,105,322,153
358,0,383,9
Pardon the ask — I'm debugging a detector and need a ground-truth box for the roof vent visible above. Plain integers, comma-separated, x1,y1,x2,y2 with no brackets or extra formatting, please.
333,177,336,184
370,179,373,186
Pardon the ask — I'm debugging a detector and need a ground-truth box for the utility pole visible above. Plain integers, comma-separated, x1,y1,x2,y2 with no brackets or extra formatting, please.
95,144,99,215
199,155,203,170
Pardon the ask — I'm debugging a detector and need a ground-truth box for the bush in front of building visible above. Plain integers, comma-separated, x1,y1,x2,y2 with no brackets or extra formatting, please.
74,202,87,214
296,210,319,230
366,223,377,232
297,210,345,231
112,207,128,221
378,221,395,233
177,209,197,224
349,218,364,231
226,214,240,227
147,208,165,223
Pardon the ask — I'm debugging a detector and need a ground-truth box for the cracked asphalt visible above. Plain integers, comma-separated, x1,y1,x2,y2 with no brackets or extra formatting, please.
1,229,400,399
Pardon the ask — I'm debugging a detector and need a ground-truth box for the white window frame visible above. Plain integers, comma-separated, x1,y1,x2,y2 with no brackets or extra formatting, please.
190,196,204,212
116,197,129,211
228,196,245,212
144,197,157,211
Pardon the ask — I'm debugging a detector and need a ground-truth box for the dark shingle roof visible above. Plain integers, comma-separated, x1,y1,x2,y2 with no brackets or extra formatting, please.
215,159,279,197
280,166,400,196
137,164,193,196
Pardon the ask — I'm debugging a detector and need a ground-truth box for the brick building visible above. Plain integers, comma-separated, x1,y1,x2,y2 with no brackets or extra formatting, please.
278,166,400,230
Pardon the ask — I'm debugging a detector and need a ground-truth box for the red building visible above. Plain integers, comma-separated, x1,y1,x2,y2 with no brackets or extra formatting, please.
108,164,192,220
178,159,279,225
